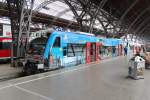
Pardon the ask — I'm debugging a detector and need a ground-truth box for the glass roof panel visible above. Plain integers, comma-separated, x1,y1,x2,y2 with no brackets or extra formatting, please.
34,0,75,21
0,0,105,31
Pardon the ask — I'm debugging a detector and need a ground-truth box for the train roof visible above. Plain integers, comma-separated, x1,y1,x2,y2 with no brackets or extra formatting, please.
51,31,98,44
101,38,123,46
74,32,95,36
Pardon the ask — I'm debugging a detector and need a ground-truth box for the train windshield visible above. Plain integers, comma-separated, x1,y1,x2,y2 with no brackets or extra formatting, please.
0,42,11,49
28,37,48,55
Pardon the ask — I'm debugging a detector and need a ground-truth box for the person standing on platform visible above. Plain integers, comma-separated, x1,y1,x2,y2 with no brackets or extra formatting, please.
112,46,116,57
124,46,128,56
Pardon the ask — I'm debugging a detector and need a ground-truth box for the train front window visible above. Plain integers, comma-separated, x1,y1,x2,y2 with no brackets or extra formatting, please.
0,42,11,49
29,37,48,55
53,37,60,47
3,42,11,49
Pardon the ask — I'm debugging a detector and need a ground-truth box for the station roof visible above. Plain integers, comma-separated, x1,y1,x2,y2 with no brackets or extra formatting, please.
0,0,149,42
33,0,150,41
34,0,76,21
33,0,105,32
97,0,150,42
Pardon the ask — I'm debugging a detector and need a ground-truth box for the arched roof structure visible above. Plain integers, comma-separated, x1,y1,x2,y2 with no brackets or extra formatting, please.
33,0,150,42
0,0,150,58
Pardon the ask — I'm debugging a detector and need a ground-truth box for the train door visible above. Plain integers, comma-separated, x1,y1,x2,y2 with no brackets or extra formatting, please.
86,42,100,64
90,43,96,62
96,42,100,61
50,36,62,68
86,42,91,64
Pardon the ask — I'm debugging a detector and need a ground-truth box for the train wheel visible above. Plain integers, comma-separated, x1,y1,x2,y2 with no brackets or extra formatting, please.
24,63,37,75
26,66,32,75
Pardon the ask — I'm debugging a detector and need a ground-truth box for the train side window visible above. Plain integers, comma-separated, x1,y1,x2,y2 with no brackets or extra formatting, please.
67,44,75,57
53,37,60,47
0,42,2,49
0,24,2,36
0,31,2,36
63,47,67,56
2,42,10,49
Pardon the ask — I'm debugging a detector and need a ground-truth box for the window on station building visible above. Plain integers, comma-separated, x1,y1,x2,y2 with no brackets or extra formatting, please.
53,37,60,47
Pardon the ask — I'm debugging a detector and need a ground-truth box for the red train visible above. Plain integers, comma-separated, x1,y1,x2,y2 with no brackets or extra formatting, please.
0,23,12,60
0,37,12,60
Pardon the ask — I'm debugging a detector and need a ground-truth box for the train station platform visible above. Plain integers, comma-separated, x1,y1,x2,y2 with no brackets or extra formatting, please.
0,56,149,100
0,64,22,81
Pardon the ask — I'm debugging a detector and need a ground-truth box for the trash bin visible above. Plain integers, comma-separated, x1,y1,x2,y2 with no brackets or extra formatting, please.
128,56,145,80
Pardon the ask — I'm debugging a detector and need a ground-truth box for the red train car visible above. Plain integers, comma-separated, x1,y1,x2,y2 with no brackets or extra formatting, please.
0,37,12,60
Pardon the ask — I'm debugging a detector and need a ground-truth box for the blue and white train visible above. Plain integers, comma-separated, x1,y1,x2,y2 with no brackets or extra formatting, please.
23,31,122,74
